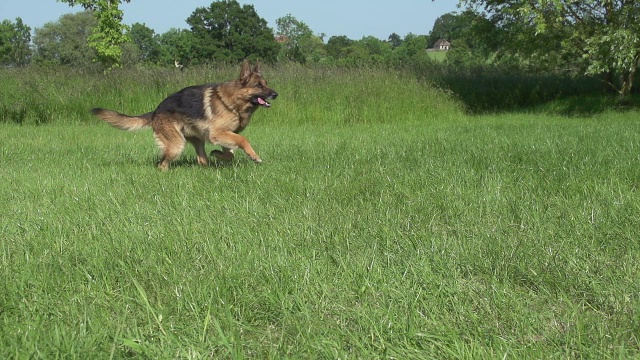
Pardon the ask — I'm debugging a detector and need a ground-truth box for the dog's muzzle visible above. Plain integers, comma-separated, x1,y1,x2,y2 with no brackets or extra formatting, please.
255,91,278,108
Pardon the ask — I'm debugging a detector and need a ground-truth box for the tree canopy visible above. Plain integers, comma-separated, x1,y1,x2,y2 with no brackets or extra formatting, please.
186,0,279,64
275,14,325,63
128,23,161,64
459,0,640,98
33,11,97,67
57,0,131,69
0,0,634,100
0,17,31,66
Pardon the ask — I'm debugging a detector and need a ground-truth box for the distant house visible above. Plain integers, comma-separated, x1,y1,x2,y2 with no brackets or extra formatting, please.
431,39,451,51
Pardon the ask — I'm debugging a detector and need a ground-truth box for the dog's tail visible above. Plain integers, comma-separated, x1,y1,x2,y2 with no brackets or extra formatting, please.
91,108,152,131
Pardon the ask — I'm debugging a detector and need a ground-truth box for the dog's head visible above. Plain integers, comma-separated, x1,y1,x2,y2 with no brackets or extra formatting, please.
239,59,278,108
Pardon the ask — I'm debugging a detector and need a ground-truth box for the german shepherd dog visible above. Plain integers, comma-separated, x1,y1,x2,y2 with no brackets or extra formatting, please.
92,60,277,170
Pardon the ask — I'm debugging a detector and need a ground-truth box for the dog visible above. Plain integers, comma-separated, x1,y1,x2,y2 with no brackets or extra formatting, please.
92,60,278,170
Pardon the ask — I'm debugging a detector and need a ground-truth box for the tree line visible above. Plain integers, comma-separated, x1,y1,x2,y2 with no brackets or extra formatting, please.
444,0,640,99
1,0,639,99
0,0,445,70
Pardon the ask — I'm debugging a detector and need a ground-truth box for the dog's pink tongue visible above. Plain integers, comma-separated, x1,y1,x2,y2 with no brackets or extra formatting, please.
258,97,271,107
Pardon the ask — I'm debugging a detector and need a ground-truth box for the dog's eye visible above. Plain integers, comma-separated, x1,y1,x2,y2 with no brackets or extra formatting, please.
255,83,264,89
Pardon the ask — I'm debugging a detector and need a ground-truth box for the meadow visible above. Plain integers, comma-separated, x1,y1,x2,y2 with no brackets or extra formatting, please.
1,64,640,359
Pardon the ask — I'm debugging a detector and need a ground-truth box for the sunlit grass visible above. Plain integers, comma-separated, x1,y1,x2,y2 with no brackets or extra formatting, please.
1,66,640,358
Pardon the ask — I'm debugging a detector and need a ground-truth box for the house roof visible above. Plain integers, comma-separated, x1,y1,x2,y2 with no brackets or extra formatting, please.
433,39,451,47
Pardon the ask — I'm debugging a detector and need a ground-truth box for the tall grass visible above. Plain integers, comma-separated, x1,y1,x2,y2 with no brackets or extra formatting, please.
1,66,640,358
0,64,460,125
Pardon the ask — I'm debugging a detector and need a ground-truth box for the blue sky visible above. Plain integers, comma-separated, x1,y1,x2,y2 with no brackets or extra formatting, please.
1,0,460,40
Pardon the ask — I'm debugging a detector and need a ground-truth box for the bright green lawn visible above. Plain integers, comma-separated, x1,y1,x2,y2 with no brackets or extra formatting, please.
1,109,640,358
427,51,448,62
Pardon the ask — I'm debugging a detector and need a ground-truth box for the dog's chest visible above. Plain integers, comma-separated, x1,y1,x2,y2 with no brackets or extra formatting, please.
207,104,254,133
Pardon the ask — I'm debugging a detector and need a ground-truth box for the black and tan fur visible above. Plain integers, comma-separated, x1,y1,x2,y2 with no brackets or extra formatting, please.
92,60,277,170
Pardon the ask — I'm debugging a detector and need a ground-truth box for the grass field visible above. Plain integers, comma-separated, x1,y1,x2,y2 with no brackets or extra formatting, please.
427,51,448,62
1,65,640,358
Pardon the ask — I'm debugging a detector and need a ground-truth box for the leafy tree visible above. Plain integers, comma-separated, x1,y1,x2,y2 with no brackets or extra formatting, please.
129,22,161,64
445,39,486,66
120,40,141,67
187,0,278,63
387,33,402,49
326,35,353,59
0,17,31,66
58,0,131,70
357,36,392,64
33,11,97,67
459,0,640,98
275,14,325,63
394,33,431,66
428,13,459,47
362,36,392,55
327,35,406,66
157,28,198,66
427,10,503,66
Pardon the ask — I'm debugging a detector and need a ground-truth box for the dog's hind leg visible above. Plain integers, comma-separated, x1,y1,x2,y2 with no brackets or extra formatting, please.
186,136,209,166
153,118,185,171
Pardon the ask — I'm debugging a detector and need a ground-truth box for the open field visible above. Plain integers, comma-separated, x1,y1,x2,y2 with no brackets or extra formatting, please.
1,66,640,358
427,50,448,62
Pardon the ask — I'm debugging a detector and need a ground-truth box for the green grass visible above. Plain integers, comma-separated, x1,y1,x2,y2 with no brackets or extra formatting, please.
1,66,640,358
427,51,448,62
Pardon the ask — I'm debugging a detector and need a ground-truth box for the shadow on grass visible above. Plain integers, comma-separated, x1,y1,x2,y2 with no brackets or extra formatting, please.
416,65,640,116
165,156,255,170
533,94,640,116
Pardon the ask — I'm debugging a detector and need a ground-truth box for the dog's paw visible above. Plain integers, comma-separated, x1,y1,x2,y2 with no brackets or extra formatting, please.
211,149,234,162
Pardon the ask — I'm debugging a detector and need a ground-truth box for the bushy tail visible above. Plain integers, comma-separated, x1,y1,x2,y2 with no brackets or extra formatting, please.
91,108,152,131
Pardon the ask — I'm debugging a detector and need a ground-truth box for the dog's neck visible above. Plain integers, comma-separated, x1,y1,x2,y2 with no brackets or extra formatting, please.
215,86,239,117
214,83,256,131
216,83,256,116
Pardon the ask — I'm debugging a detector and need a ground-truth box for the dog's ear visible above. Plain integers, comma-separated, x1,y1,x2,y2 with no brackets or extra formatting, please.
252,60,261,74
240,59,252,83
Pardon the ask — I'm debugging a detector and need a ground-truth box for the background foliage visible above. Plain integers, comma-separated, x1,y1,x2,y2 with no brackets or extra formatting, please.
56,0,132,69
0,17,30,66
186,0,279,64
459,0,640,99
1,0,638,100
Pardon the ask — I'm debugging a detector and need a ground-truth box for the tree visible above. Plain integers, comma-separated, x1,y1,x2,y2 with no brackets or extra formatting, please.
129,22,161,64
357,36,392,64
394,33,431,66
0,17,31,66
187,0,278,63
427,10,503,66
459,0,640,99
57,0,131,70
387,33,403,49
326,35,353,59
275,14,325,63
33,11,97,67
446,39,485,66
325,35,396,65
428,13,459,47
157,28,198,66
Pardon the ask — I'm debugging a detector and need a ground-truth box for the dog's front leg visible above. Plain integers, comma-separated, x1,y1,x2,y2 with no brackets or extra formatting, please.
210,131,262,163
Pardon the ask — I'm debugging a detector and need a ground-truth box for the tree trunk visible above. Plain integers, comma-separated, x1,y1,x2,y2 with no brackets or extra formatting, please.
619,55,639,101
604,71,616,94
